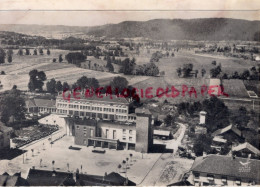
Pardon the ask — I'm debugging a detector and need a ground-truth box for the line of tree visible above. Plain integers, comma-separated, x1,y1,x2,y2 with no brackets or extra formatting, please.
65,52,86,66
221,66,259,80
177,63,194,77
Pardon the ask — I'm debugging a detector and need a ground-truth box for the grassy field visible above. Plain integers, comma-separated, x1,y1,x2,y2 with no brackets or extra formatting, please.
0,48,257,104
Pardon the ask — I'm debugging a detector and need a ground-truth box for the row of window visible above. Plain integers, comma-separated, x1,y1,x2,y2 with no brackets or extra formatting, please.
194,173,241,185
123,129,133,135
57,100,128,108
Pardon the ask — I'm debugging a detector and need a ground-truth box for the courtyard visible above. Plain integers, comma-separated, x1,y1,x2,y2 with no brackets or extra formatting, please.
0,135,162,184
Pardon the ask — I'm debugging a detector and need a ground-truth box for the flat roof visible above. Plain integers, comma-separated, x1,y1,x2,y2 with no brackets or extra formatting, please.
57,92,130,104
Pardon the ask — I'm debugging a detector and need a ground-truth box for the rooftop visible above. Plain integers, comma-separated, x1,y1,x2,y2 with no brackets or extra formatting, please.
212,124,242,137
232,142,260,156
26,98,56,108
191,155,260,181
58,92,130,104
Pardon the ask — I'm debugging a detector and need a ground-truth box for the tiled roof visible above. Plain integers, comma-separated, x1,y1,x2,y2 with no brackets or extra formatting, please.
26,169,75,186
191,155,260,181
34,99,56,108
26,98,56,108
232,142,260,156
58,92,130,104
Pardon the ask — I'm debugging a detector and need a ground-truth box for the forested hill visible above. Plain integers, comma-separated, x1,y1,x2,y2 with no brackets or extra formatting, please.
86,18,260,41
0,18,259,41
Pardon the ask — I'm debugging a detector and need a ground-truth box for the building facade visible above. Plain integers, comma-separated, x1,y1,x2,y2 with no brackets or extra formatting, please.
26,98,56,114
56,93,135,122
65,108,153,153
190,155,260,186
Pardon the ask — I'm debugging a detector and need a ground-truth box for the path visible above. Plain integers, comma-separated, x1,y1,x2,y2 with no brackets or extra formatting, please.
139,123,187,186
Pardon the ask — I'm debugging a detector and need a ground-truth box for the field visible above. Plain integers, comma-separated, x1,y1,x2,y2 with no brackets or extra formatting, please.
0,48,257,103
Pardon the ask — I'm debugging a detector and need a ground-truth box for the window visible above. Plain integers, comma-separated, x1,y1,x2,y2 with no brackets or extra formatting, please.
84,133,87,137
207,174,214,181
90,129,94,137
221,176,227,183
83,139,87,144
129,130,133,135
83,127,87,131
129,137,133,141
122,137,126,141
123,129,126,134
235,179,241,185
105,129,109,138
76,126,80,129
194,173,200,179
113,130,117,139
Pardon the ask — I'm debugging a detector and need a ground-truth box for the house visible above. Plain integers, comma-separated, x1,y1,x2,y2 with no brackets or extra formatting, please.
0,172,29,186
0,122,13,150
26,98,56,115
190,154,260,186
153,129,171,140
26,168,135,186
212,124,243,144
211,136,227,151
232,142,260,159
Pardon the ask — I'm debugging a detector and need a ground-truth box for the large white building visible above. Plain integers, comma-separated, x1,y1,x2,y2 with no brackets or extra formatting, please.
56,92,136,121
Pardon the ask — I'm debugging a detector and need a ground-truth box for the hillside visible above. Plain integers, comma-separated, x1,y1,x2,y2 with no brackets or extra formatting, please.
0,18,259,41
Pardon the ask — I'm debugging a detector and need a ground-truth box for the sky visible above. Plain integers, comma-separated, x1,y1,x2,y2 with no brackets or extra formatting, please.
0,0,259,26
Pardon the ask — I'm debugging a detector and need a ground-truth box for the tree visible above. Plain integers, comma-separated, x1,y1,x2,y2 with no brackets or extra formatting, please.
210,65,221,78
47,48,50,55
164,114,175,126
119,58,135,75
25,48,30,55
33,49,37,55
212,60,217,65
52,58,56,63
240,70,250,80
117,164,122,173
59,54,63,63
202,96,229,133
222,73,228,79
46,79,57,94
232,71,240,79
28,69,47,92
65,52,86,66
0,48,6,64
201,68,206,77
52,160,55,170
231,106,250,130
0,89,26,124
39,48,44,55
110,76,128,93
55,81,63,92
62,82,70,91
18,48,23,56
77,76,88,89
143,62,159,76
176,68,182,77
7,55,12,63
193,134,212,156
182,63,193,77
129,153,133,163
106,60,114,72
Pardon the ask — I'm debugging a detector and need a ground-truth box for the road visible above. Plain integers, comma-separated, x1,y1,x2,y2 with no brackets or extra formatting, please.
139,123,187,186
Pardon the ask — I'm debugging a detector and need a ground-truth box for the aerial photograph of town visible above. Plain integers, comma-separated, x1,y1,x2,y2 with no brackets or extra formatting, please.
0,0,259,186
